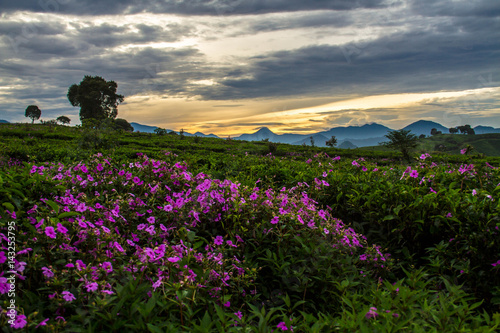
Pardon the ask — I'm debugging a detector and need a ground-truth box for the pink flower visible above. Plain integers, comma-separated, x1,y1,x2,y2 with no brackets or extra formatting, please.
365,307,378,319
102,262,113,273
11,314,27,329
234,311,243,320
214,236,224,246
0,251,6,264
42,267,54,278
271,216,279,224
45,226,56,239
86,282,99,292
57,223,68,234
223,301,231,307
167,257,181,263
36,318,49,328
409,170,419,178
62,291,76,302
277,322,289,331
147,216,155,224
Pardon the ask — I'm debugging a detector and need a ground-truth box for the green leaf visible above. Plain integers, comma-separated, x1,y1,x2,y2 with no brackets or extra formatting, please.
2,202,15,212
58,211,81,219
147,324,164,333
45,199,60,214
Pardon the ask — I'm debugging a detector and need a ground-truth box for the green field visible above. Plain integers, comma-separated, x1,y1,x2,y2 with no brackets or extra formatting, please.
1,123,500,331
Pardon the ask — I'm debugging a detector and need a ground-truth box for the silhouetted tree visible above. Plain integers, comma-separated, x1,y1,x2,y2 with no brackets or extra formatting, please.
449,127,459,134
326,136,337,147
25,105,41,123
382,129,418,162
430,128,438,136
310,136,315,147
57,115,71,125
114,118,133,132
419,134,426,139
68,75,124,122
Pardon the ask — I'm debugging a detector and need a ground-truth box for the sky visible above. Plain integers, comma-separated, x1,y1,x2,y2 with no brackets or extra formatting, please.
0,0,499,136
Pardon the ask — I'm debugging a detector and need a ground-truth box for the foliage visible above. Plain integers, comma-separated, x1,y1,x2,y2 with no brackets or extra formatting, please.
67,75,124,122
114,118,133,132
56,116,71,125
25,105,41,124
383,129,419,162
326,136,337,148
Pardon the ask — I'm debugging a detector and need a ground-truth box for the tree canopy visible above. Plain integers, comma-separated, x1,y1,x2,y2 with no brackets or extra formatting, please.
67,76,124,122
56,115,71,125
25,105,41,123
382,129,418,162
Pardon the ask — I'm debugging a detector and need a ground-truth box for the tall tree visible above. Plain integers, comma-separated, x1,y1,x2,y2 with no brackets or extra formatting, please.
67,76,124,122
382,129,418,162
25,105,41,123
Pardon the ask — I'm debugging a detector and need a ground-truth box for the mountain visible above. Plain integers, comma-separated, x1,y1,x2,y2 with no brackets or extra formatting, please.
473,126,500,134
338,141,358,149
0,120,9,123
131,122,161,133
236,127,279,141
130,122,219,138
403,120,447,136
292,134,330,147
319,123,392,141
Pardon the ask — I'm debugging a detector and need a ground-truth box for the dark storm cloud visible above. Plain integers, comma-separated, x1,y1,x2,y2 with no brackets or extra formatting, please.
191,21,500,100
411,0,500,18
0,0,386,16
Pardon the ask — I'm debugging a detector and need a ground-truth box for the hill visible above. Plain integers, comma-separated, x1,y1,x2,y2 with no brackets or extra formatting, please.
403,120,448,136
0,120,10,123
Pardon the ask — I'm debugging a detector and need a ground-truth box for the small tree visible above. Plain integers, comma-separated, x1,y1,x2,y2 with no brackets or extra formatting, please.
57,115,71,125
382,129,418,162
325,136,337,148
310,136,315,147
114,118,134,132
449,127,458,134
430,128,437,136
25,105,41,123
419,134,426,139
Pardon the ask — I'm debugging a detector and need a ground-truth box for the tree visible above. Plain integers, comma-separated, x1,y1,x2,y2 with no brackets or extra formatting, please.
25,105,41,123
419,134,426,139
57,115,71,125
449,127,458,134
382,129,418,162
68,75,124,122
430,128,437,136
310,136,315,147
325,136,337,147
114,118,133,132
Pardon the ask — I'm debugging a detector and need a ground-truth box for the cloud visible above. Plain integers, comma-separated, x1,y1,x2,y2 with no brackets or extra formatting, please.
0,0,387,16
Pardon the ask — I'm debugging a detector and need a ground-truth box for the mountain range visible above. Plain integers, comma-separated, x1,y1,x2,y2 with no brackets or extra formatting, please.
2,119,499,148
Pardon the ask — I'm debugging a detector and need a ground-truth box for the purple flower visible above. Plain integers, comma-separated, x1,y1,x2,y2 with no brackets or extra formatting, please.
45,226,56,239
86,282,99,292
271,216,279,225
167,256,181,263
147,216,155,224
0,277,10,294
365,307,378,319
57,223,68,234
277,322,289,331
409,170,419,178
214,235,224,246
11,314,27,329
0,251,6,264
223,301,231,307
234,311,243,320
36,318,49,328
62,291,76,302
102,262,113,273
42,267,54,278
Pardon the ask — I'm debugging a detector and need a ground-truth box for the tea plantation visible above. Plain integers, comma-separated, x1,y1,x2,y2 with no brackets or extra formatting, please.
1,123,499,331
